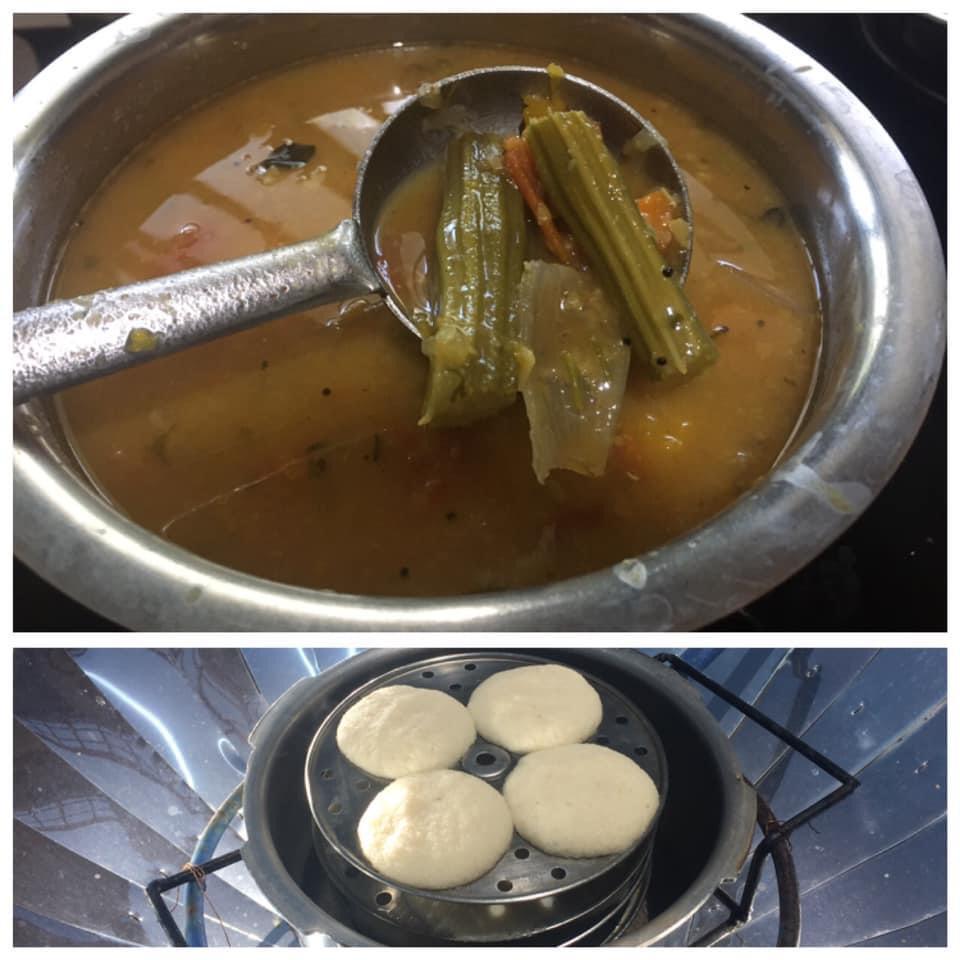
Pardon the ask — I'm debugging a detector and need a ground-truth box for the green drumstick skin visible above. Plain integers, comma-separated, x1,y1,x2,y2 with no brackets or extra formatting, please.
420,133,531,428
523,110,717,379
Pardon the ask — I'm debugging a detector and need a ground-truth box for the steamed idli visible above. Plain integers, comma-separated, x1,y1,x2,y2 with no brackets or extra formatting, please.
467,664,602,753
336,685,476,780
504,743,659,857
358,769,514,889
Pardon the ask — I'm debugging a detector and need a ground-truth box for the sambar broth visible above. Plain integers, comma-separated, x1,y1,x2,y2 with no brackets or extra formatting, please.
53,44,820,597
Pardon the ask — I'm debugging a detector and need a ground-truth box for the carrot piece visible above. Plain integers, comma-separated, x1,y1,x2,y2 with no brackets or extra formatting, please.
503,136,582,268
635,188,679,252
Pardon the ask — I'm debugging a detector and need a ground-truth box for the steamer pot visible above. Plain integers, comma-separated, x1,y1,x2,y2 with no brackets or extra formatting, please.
240,649,757,946
13,14,944,630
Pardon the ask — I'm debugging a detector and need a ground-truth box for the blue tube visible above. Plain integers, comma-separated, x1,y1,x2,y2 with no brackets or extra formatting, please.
258,920,296,948
184,782,245,947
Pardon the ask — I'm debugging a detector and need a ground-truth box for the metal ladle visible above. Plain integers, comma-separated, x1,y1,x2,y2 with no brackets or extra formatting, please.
13,66,692,405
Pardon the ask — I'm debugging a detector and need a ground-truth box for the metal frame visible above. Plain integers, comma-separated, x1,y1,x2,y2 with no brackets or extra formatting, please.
145,851,243,948
654,654,860,947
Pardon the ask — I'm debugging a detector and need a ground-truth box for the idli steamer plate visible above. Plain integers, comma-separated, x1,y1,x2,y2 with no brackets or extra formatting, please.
304,652,668,944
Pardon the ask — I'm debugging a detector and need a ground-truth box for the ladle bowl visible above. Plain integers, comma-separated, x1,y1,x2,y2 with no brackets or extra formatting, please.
12,65,689,404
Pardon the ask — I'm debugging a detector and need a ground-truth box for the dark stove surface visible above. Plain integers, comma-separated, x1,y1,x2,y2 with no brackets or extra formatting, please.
12,14,946,632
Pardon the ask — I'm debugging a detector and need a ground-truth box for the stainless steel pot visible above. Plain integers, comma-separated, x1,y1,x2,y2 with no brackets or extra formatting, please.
240,649,757,946
13,14,945,630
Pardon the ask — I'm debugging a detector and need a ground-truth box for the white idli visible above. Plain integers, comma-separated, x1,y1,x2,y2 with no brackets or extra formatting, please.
336,685,476,780
467,664,602,753
358,769,514,889
504,743,659,858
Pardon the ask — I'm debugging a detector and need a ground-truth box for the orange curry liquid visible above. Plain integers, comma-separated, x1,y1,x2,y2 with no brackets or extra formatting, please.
53,45,820,596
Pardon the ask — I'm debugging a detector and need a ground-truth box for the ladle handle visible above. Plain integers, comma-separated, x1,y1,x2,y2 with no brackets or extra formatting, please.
12,219,381,405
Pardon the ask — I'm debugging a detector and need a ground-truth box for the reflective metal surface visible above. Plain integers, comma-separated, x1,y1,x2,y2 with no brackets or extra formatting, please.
14,903,134,948
12,647,946,946
13,13,945,631
67,648,261,812
14,723,275,945
13,223,380,403
12,648,275,941
679,648,947,947
14,651,244,853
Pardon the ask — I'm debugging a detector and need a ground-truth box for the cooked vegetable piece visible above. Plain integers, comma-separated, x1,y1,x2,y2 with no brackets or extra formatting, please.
503,136,582,268
635,187,680,253
522,63,570,121
523,110,718,378
546,62,568,110
515,261,630,483
258,141,315,170
419,133,531,427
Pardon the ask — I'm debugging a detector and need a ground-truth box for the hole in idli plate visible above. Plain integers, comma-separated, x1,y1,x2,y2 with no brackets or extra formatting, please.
376,891,392,906
345,866,359,879
422,670,434,678
596,735,610,745
449,682,462,691
355,779,370,791
464,663,477,671
476,752,497,766
616,715,629,724
634,746,648,757
514,848,530,860
497,880,513,892
320,769,334,780
551,868,567,880
328,801,342,814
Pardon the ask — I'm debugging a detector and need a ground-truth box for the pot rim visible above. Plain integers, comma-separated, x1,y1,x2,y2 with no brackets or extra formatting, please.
13,12,945,631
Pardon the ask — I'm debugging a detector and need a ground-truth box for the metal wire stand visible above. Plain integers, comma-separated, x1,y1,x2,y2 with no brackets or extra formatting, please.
654,653,860,947
146,850,244,947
